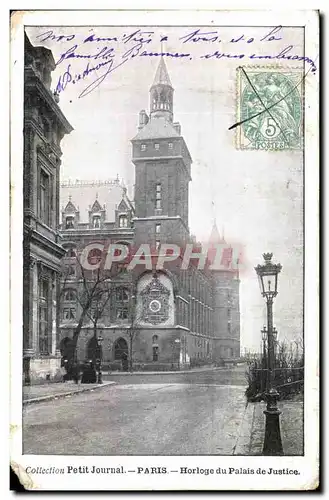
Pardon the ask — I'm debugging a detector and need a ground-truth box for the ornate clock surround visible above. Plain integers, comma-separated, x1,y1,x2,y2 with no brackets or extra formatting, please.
140,274,170,325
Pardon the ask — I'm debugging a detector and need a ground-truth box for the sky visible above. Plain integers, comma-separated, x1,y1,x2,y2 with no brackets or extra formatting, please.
26,24,305,351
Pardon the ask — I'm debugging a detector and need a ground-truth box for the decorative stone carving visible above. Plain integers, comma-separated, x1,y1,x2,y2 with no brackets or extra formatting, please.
140,274,170,325
28,257,37,269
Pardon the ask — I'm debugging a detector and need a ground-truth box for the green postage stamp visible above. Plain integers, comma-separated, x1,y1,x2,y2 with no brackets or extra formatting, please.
236,67,303,150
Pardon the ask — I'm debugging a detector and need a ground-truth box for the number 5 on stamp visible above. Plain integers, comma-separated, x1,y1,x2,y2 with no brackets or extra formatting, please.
236,67,303,150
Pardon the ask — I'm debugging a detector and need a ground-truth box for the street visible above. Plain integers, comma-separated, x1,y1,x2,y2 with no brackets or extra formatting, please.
102,366,247,386
23,367,249,455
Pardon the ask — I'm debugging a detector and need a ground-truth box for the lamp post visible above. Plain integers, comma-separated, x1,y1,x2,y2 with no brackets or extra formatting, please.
273,327,278,357
255,252,283,456
96,335,104,384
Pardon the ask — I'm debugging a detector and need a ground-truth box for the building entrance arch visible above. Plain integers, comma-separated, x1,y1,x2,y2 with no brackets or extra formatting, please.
114,337,128,360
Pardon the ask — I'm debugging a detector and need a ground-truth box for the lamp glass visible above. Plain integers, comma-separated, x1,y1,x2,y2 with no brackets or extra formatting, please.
261,272,278,295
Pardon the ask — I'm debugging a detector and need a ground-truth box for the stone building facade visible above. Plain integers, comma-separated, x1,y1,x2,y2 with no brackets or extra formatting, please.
23,34,73,384
59,57,240,370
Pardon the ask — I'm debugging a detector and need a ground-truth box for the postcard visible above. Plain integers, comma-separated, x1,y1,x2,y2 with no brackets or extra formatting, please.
10,8,319,491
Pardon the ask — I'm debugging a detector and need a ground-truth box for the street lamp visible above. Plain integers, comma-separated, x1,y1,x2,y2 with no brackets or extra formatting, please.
96,335,104,384
255,252,283,455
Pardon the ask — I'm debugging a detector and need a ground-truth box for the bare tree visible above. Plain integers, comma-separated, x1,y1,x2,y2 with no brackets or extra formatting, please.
60,253,112,372
78,278,111,341
126,285,139,372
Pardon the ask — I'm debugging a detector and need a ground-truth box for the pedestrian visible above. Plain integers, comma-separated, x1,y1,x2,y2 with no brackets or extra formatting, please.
72,362,80,384
121,352,128,372
81,360,97,384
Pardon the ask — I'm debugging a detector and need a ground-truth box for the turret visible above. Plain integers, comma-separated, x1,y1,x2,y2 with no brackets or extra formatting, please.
149,57,174,123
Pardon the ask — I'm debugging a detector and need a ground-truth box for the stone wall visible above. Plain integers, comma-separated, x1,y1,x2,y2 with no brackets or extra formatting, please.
28,356,63,385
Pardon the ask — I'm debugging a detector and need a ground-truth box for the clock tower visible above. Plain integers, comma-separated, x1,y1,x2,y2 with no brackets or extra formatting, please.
131,56,192,248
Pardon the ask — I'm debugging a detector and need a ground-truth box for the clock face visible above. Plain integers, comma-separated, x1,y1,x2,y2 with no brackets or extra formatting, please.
149,299,162,313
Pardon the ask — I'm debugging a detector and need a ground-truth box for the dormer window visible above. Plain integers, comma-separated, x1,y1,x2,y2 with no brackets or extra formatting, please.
119,215,128,228
65,216,74,229
154,143,160,150
93,215,101,229
141,144,146,151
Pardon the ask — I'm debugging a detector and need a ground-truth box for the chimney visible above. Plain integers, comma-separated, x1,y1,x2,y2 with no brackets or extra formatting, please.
173,122,181,135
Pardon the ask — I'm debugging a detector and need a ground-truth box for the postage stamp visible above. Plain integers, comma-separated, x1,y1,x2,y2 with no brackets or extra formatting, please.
236,67,303,150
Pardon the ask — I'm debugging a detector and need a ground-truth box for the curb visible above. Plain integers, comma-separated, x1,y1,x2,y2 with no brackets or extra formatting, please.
102,366,242,376
23,381,116,406
233,402,256,456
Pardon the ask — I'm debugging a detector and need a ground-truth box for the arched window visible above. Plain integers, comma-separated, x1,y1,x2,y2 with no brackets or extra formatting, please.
63,289,76,302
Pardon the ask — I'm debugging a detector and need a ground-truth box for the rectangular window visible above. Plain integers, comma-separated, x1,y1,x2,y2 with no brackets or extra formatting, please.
116,287,129,302
63,307,76,320
119,215,128,228
155,184,162,210
64,264,76,279
153,346,159,362
117,308,128,320
93,215,101,228
141,144,146,151
38,278,49,354
154,143,160,150
168,142,173,149
39,169,50,226
155,223,161,234
65,216,74,229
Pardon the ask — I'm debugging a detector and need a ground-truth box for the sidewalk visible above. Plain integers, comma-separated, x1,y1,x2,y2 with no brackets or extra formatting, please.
23,381,115,405
248,395,304,455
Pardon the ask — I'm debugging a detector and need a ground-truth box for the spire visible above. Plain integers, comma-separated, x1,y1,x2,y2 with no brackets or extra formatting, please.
209,220,226,244
149,57,174,122
151,56,172,88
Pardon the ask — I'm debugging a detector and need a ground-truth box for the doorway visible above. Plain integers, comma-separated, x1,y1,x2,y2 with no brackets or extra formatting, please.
114,337,128,360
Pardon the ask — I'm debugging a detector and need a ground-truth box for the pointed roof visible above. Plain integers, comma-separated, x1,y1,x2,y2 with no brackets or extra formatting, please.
117,198,129,211
209,221,226,244
132,116,179,141
90,199,103,213
60,180,130,224
63,200,77,213
151,57,172,88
